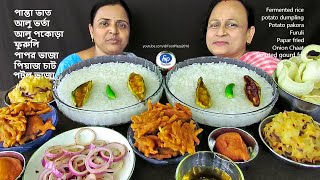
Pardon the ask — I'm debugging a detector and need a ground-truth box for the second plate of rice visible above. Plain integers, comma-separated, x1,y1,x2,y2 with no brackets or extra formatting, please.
165,56,278,127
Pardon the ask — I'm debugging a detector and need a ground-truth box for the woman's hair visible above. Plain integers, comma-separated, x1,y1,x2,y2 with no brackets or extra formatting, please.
202,0,255,35
90,0,132,25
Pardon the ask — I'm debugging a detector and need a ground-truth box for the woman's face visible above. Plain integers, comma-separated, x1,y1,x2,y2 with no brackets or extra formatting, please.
89,4,130,56
206,0,255,59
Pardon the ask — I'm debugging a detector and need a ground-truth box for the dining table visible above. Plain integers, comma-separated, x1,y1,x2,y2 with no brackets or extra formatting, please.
0,90,319,180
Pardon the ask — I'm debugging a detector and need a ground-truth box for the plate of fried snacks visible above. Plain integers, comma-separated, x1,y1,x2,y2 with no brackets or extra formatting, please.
259,111,320,168
5,75,54,105
24,127,135,180
128,100,203,165
0,102,57,153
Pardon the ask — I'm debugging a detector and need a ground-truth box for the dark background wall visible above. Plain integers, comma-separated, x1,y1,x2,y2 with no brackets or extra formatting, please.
0,0,318,91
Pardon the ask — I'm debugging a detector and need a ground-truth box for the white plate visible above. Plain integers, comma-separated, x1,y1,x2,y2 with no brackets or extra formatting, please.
23,127,135,180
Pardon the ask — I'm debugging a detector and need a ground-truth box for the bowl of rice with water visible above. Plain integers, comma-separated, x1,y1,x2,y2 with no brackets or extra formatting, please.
53,55,163,126
165,56,278,127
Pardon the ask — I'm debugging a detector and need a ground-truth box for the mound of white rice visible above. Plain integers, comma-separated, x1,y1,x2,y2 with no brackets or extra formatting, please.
57,63,161,111
168,62,274,114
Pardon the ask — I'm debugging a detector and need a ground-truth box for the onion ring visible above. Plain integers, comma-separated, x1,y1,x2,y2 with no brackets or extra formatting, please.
69,154,88,177
88,156,107,169
105,160,124,173
89,140,107,149
63,145,85,156
104,142,127,162
75,128,96,146
85,147,114,174
45,145,64,159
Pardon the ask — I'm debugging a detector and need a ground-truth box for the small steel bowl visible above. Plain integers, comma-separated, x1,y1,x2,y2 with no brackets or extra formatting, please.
175,151,244,180
208,127,259,166
0,151,26,179
259,114,320,168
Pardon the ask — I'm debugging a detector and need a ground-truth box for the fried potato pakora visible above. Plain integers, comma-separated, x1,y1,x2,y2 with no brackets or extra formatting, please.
263,111,320,163
131,100,203,160
0,102,55,148
215,132,250,161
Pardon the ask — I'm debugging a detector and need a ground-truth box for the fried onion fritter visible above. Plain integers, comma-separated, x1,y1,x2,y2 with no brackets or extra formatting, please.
131,100,202,160
0,102,55,148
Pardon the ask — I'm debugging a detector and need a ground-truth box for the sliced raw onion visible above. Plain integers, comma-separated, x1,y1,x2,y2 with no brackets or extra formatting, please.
88,156,107,169
51,164,64,178
85,147,113,174
85,173,97,180
45,145,64,159
95,172,114,180
105,160,124,173
63,145,85,156
39,128,127,179
39,168,53,180
104,142,127,162
75,128,96,146
42,156,55,169
89,140,107,149
54,155,71,165
69,154,88,177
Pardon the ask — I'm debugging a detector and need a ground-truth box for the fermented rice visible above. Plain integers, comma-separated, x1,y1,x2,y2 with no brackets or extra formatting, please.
168,62,274,114
57,63,161,111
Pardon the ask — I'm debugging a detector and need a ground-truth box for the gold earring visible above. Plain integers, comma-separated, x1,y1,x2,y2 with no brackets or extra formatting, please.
91,37,94,43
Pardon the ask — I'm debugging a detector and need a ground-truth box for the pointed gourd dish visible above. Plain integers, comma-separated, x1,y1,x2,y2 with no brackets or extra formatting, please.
128,72,146,101
244,75,261,107
71,80,93,107
195,77,212,108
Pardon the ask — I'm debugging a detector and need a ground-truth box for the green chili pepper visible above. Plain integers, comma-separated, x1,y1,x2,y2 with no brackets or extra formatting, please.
106,84,116,100
225,83,235,99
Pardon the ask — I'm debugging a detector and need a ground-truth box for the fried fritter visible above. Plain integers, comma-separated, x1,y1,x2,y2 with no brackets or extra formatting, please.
215,132,250,161
131,100,202,160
